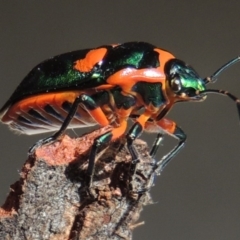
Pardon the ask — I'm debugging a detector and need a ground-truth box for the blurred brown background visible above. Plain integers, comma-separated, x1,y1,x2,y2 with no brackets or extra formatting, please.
0,1,240,239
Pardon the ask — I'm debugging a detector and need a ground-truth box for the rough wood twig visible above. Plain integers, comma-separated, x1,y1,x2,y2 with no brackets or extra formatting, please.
0,127,158,240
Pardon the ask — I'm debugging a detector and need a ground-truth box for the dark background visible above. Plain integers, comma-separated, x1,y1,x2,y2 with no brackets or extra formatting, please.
1,1,240,239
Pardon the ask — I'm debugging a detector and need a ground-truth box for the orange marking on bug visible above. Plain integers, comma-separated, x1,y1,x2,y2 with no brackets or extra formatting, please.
107,68,166,93
111,119,127,140
144,121,160,133
136,111,152,128
53,91,83,105
2,96,40,123
94,84,115,90
154,48,175,73
88,107,109,126
1,91,83,123
156,118,176,134
74,48,107,72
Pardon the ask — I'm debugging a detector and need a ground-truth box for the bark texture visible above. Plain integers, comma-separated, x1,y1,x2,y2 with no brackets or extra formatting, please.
0,127,157,240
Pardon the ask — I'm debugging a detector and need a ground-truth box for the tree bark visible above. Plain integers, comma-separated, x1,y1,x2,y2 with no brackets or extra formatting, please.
0,127,157,240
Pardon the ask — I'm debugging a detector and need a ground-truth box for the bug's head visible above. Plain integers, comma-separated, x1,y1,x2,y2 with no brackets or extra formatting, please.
165,59,207,101
165,56,240,122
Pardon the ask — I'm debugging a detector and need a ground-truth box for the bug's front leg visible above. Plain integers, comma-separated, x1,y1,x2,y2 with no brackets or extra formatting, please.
136,118,186,193
154,118,186,173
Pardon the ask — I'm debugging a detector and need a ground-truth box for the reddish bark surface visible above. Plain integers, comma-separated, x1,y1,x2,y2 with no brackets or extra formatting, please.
0,128,155,240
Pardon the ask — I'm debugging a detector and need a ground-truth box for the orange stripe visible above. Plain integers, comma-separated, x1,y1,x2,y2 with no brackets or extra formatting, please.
2,91,82,123
111,119,127,140
136,111,152,128
154,48,175,74
88,107,109,126
94,84,114,90
74,48,107,72
106,68,166,93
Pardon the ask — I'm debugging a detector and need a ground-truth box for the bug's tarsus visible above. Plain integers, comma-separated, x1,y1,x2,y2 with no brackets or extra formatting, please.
135,129,186,193
156,140,185,173
28,136,55,154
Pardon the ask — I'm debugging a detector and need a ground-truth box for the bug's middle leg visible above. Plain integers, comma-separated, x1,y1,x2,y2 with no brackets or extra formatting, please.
126,112,152,176
86,119,127,187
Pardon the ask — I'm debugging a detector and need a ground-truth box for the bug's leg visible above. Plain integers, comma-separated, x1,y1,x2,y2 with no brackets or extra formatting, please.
129,105,170,158
28,94,109,154
141,118,165,158
154,118,186,173
86,119,127,187
149,133,164,158
126,123,142,174
126,112,151,176
137,118,186,193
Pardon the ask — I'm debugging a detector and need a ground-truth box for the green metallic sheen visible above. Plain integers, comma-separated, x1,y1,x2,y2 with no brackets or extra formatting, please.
114,52,144,68
39,62,85,88
165,59,207,94
181,77,206,91
132,82,166,108
1,42,160,114
111,88,136,110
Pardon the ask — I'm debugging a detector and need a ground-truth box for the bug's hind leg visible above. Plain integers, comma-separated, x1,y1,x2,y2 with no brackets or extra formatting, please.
126,122,143,176
28,93,109,154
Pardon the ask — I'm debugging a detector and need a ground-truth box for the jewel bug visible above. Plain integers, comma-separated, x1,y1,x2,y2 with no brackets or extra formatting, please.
0,42,240,187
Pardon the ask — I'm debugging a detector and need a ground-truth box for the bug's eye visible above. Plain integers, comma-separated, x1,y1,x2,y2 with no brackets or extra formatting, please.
171,78,182,92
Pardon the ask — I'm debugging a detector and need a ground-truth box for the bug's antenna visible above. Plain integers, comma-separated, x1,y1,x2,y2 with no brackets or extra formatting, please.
199,89,240,120
204,56,240,84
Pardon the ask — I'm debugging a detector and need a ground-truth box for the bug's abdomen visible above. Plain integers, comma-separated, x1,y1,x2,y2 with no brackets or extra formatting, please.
0,91,98,135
